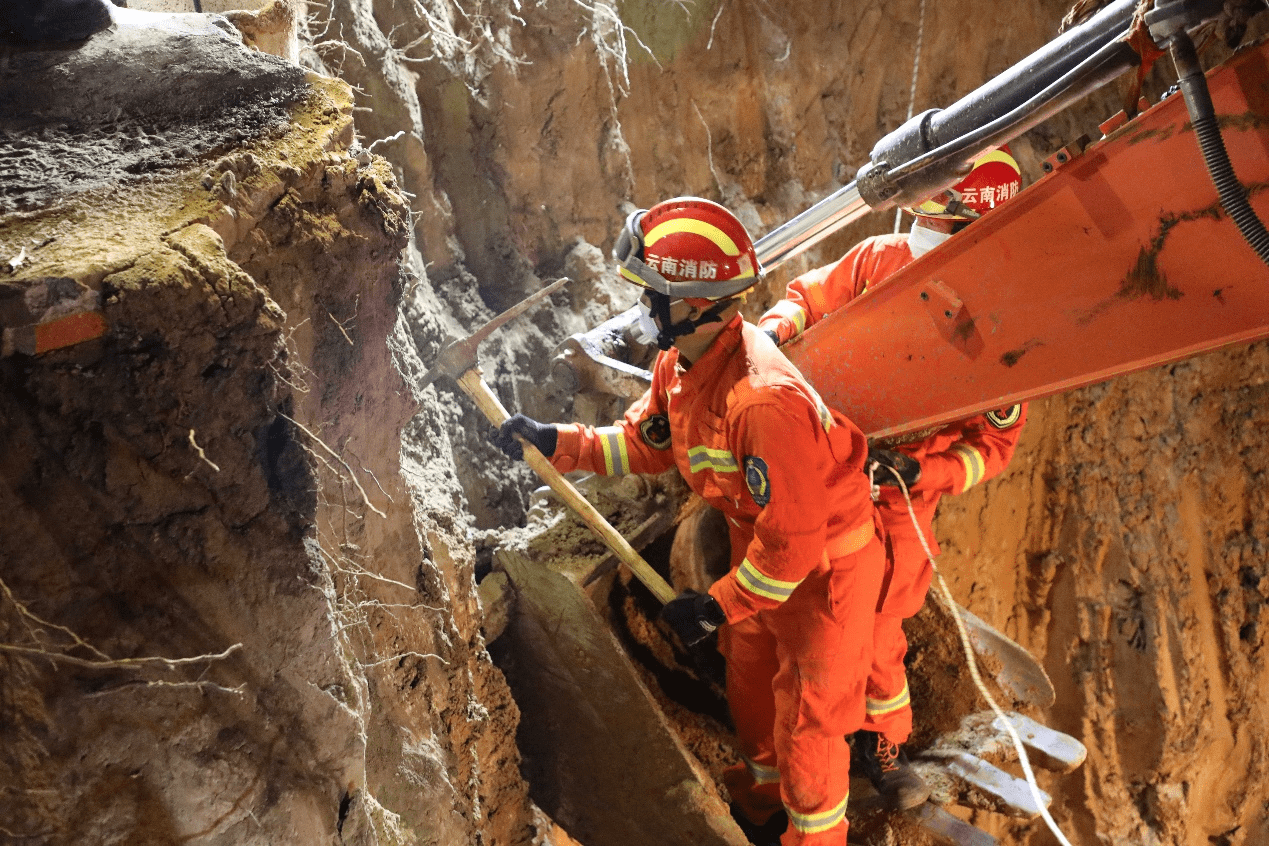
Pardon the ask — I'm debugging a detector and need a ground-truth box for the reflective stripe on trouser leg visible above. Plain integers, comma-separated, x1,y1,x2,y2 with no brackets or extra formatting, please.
771,538,885,844
787,792,849,835
718,617,785,826
862,612,913,743
866,681,910,718
745,756,781,786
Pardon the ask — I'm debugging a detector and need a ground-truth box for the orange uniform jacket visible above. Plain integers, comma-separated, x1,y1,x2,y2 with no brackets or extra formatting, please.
761,231,1029,747
759,232,1027,607
550,315,877,624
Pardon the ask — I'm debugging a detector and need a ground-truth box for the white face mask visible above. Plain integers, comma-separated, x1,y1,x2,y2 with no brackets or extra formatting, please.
907,220,952,258
631,298,660,345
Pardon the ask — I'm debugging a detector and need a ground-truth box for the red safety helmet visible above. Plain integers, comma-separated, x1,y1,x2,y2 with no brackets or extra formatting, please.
614,197,760,303
909,146,1022,220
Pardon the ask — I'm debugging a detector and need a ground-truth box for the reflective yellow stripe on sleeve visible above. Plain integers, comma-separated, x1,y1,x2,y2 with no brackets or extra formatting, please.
595,426,631,475
786,792,849,834
767,300,808,338
736,559,802,602
789,308,807,337
816,398,834,434
803,278,831,318
951,442,986,492
687,445,739,474
866,683,911,717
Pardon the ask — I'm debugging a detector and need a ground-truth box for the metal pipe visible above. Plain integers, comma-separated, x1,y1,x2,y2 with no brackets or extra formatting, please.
753,182,869,272
903,0,1140,163
752,0,1140,275
864,35,1136,212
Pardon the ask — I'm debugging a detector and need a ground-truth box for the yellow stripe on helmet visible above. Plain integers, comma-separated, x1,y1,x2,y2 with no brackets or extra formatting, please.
619,266,652,288
975,147,1021,174
645,217,742,257
913,147,1021,216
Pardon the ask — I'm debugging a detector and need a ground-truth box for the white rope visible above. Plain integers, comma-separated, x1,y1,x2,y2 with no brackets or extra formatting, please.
894,0,928,234
880,466,1074,846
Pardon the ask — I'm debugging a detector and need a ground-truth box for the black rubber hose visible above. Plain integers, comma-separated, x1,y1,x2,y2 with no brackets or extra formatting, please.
1169,31,1269,267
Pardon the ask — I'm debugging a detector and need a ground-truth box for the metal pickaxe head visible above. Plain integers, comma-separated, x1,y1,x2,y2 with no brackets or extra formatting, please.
419,276,570,390
419,273,679,607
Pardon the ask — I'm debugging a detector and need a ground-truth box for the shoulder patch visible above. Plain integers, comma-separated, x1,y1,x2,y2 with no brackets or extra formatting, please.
639,414,672,450
744,456,771,507
986,405,1022,429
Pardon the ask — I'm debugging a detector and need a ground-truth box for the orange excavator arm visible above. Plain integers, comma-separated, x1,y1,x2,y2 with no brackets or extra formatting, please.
550,4,1269,444
782,37,1269,439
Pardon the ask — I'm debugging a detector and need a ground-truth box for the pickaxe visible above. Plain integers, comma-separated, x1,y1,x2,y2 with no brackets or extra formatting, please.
420,277,677,605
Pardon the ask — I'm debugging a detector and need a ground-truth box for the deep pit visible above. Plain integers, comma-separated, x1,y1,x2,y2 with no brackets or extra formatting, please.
3,1,1269,845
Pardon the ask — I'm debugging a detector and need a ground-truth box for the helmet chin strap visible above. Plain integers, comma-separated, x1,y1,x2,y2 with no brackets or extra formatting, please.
647,292,734,351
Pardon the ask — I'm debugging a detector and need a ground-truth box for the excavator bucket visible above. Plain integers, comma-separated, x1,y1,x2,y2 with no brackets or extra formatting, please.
927,593,1056,709
488,541,750,846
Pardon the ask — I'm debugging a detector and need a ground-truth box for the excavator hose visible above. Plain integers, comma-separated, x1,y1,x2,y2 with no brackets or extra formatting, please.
1168,30,1269,267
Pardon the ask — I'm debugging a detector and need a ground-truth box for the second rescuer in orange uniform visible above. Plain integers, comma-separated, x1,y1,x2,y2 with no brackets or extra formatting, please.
494,197,885,845
758,149,1029,810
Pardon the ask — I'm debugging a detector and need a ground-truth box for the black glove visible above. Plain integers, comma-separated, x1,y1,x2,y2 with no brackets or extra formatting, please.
661,590,727,647
867,447,921,488
761,327,781,347
492,414,558,460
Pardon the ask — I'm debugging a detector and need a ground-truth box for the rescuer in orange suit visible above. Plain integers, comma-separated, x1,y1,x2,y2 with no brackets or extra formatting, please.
493,197,886,845
757,148,1029,811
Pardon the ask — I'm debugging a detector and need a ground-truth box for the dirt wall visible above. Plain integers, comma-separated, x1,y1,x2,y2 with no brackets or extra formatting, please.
0,13,543,843
933,342,1269,846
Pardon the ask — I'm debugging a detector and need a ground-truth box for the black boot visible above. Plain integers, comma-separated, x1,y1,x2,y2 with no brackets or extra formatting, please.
729,802,787,846
854,730,930,810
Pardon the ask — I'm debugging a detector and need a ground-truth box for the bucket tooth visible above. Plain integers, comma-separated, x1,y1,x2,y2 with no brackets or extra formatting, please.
992,712,1087,774
929,592,1055,709
924,750,1052,818
848,779,1001,845
905,802,1001,846
925,710,1086,774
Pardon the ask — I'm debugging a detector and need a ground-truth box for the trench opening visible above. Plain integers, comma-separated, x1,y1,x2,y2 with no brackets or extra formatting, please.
603,530,732,728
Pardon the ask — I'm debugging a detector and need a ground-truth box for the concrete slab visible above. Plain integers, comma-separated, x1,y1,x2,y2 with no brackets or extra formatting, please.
494,546,748,846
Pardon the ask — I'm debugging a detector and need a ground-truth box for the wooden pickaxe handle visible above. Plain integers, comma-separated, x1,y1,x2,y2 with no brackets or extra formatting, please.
457,367,678,605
